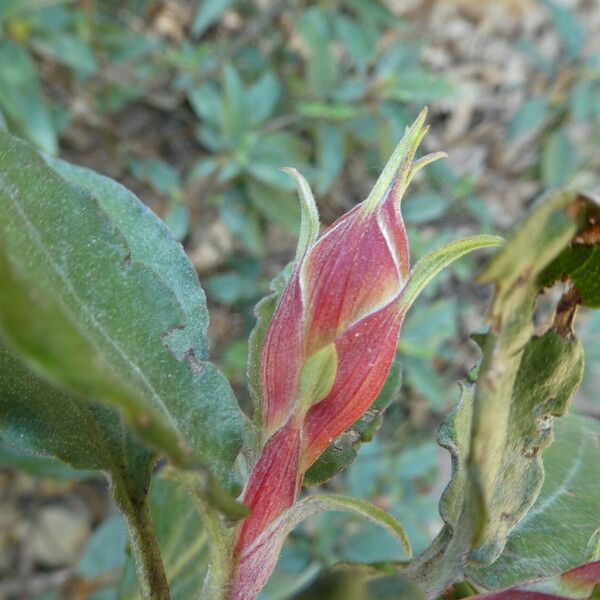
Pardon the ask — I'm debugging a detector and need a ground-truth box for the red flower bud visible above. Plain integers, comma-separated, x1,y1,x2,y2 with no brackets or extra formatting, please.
231,109,449,599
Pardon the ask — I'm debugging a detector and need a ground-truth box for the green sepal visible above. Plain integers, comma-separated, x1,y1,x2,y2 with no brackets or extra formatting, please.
362,108,446,213
282,167,320,261
399,235,504,314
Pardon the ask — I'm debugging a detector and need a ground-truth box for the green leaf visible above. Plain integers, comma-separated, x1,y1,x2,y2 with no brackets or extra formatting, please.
477,191,578,297
363,108,431,212
304,359,402,487
247,132,308,191
298,344,338,413
0,438,94,480
46,156,205,361
204,271,259,304
0,342,153,482
315,122,345,195
403,383,480,599
297,8,338,99
191,0,233,38
119,473,207,600
406,191,595,598
465,198,590,571
188,83,222,126
403,356,446,410
569,80,595,123
333,13,376,72
469,330,584,564
128,158,180,197
471,561,600,599
0,41,57,154
0,342,168,597
188,157,219,181
345,0,394,27
468,412,600,590
460,192,595,575
77,516,127,580
588,531,600,567
163,201,190,243
402,192,450,225
539,245,600,308
297,101,358,121
292,566,424,600
245,71,281,127
0,131,243,484
382,70,454,104
222,63,247,145
470,192,583,540
376,39,422,77
399,299,457,359
32,34,97,79
437,383,476,534
245,178,300,232
218,195,264,256
541,130,576,189
507,96,551,140
540,0,584,60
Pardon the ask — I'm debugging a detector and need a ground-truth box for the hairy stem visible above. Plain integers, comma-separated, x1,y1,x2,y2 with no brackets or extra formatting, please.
112,476,170,600
178,473,234,600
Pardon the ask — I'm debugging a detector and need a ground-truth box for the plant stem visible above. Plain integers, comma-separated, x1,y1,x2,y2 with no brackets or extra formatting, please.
196,499,233,600
112,476,170,600
123,498,171,599
180,474,234,600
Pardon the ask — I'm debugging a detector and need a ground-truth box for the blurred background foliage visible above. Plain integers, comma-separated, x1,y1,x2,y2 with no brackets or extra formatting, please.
0,0,599,598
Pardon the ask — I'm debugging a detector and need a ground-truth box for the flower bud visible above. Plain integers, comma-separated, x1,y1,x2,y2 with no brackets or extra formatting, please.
232,109,447,599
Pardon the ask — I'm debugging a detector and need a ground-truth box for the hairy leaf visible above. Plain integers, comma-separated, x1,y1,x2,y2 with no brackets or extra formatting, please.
472,560,600,599
477,191,579,305
468,413,600,591
0,438,94,480
469,190,587,564
469,330,584,564
403,382,480,598
45,156,210,361
0,131,243,485
0,342,153,494
0,342,168,596
406,191,593,599
282,168,320,262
